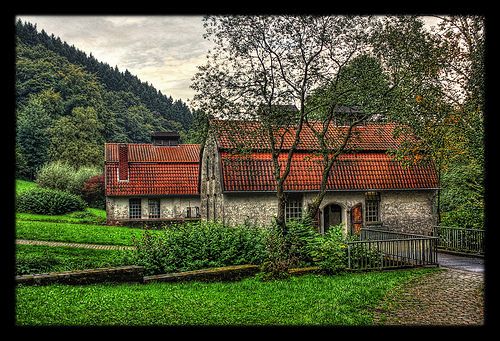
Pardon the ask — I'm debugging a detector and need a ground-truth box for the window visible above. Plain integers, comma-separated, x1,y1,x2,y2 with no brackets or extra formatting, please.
365,192,380,223
129,198,141,219
186,206,200,218
285,195,303,222
148,199,160,219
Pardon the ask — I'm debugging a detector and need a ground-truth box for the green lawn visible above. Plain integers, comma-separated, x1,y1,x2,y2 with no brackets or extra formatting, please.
16,244,130,275
16,219,142,246
15,179,37,194
15,269,435,326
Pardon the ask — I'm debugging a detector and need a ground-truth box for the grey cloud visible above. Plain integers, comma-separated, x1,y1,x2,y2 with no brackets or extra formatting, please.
17,15,213,100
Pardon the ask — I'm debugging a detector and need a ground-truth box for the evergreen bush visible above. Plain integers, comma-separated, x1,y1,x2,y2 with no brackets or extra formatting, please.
16,187,87,215
307,224,351,275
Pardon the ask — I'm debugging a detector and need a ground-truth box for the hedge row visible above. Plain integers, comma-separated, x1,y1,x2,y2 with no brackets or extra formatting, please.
16,187,87,215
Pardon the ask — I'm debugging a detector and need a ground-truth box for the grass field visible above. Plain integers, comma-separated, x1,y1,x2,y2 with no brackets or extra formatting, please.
16,269,434,326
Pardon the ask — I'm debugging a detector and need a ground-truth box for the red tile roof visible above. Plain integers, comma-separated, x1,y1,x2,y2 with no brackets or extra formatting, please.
221,152,438,192
106,143,200,163
105,143,200,196
213,120,413,151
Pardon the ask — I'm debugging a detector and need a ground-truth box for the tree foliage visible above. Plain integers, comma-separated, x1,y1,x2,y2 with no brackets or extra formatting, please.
371,16,485,224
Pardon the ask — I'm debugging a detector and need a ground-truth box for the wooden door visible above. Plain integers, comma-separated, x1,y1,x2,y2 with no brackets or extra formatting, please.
351,203,363,234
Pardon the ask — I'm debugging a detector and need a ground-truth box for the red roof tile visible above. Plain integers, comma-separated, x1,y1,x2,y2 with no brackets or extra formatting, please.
106,163,199,196
105,143,200,196
105,143,200,163
221,152,438,192
213,120,412,151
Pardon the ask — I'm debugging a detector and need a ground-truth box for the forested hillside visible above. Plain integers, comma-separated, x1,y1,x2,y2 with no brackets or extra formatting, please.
15,19,194,180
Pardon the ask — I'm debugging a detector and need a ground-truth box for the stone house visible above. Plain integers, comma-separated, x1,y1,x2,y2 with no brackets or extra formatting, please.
105,121,439,236
201,120,439,236
105,132,201,225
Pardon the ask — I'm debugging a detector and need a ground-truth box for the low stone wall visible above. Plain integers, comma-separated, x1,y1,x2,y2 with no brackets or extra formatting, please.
16,264,317,286
144,265,260,283
288,266,320,276
16,266,144,286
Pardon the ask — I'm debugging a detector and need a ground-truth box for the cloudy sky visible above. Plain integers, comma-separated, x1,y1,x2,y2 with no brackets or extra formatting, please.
16,15,441,104
16,15,214,103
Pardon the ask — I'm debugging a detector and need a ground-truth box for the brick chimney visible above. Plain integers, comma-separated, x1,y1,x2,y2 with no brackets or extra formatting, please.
118,144,129,181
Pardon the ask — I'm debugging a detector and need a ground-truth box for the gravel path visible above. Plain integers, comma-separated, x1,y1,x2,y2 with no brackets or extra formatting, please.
372,268,484,326
16,239,134,251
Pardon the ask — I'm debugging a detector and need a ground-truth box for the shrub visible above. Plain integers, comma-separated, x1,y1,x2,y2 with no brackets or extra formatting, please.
16,187,87,215
35,162,75,192
257,218,322,280
308,224,350,275
126,221,268,275
81,174,105,209
284,220,384,274
441,207,484,230
285,217,317,266
67,167,102,196
258,224,294,280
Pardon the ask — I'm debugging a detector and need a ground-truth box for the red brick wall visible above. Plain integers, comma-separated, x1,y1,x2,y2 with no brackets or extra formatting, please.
118,144,129,180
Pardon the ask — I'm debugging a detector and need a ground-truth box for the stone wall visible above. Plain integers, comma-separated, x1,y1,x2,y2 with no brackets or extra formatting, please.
218,189,437,235
304,191,365,234
143,265,260,283
16,266,144,286
380,190,437,236
16,265,262,286
222,192,278,227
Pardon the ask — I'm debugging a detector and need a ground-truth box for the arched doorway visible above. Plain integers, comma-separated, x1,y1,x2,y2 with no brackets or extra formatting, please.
323,204,343,234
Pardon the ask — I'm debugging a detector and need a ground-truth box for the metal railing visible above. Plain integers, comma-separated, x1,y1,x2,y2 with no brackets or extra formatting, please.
347,228,438,271
434,226,485,256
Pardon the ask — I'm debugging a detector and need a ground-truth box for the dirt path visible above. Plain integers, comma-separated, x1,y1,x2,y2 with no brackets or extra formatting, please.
372,268,484,326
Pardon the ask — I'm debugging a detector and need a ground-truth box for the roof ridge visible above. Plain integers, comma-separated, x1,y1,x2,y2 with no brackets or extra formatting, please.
105,142,201,146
